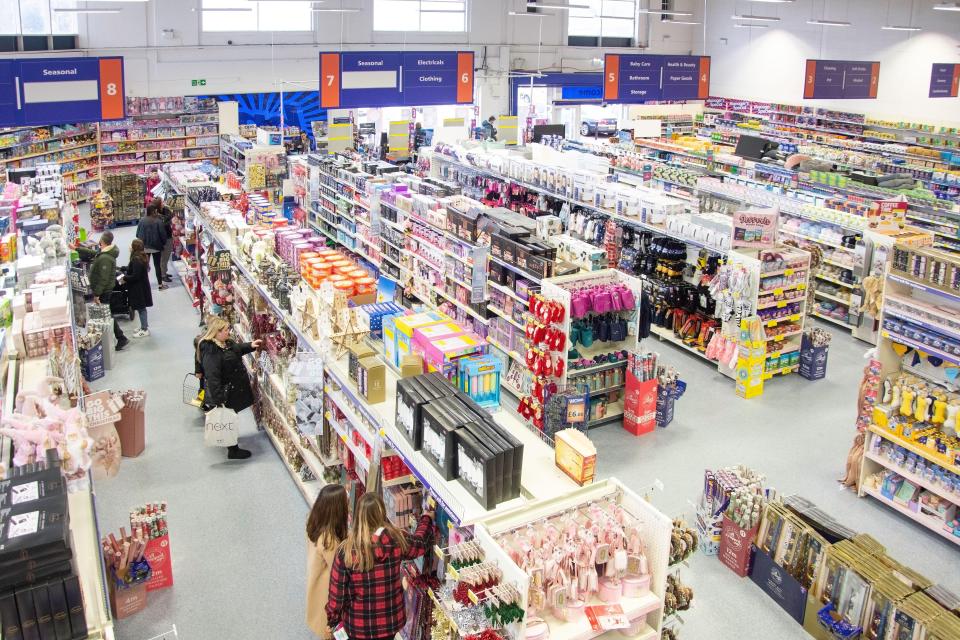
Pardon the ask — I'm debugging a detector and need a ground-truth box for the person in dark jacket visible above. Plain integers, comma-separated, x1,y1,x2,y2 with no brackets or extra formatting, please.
136,205,168,289
196,316,262,460
121,239,153,338
76,231,128,350
152,197,175,284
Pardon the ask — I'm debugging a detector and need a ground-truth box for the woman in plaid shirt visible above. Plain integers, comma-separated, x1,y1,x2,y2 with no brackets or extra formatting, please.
326,493,436,640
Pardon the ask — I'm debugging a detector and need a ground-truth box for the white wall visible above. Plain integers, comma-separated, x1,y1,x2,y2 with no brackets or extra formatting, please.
705,0,960,124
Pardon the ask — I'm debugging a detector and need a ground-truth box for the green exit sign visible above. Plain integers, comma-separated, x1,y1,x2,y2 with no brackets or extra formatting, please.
191,79,207,87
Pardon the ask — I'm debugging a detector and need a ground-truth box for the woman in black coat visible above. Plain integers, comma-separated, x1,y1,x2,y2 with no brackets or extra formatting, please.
196,315,262,460
123,239,154,338
136,205,169,289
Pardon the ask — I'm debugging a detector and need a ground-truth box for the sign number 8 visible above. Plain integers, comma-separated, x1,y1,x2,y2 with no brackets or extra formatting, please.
105,82,117,96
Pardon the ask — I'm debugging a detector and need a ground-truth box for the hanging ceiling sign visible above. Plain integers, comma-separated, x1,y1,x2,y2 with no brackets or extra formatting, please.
0,56,125,127
803,59,880,99
603,54,710,103
319,51,474,109
929,63,960,98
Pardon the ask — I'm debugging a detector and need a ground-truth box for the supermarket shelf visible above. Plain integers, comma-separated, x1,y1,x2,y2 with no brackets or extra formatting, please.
766,329,803,343
264,421,323,504
864,449,960,505
813,289,851,305
650,325,711,361
867,424,960,476
887,272,960,305
763,313,801,327
434,288,490,325
102,155,219,168
762,364,799,380
1,141,97,162
487,304,524,331
488,280,531,304
758,281,807,295
757,295,806,310
488,336,526,364
811,310,852,328
489,255,542,284
815,272,858,288
382,474,417,488
881,329,960,367
862,486,959,546
778,228,858,253
548,592,660,640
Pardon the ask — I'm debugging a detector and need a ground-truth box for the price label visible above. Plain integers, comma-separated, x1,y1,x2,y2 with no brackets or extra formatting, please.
766,320,776,327
468,589,479,605
433,545,444,559
785,268,794,276
774,288,784,295
774,335,784,342
446,564,460,580
777,301,787,308
340,434,347,442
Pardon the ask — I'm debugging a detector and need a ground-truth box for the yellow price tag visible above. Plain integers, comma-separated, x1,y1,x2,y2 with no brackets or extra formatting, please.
798,283,807,290
774,335,784,342
468,589,479,605
433,546,444,559
446,564,460,580
774,288,784,295
785,268,794,276
446,520,454,530
767,320,776,327
777,301,787,308
340,434,347,442
791,314,799,322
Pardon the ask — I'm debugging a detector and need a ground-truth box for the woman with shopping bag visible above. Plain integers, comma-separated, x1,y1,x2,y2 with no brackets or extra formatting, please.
196,316,261,460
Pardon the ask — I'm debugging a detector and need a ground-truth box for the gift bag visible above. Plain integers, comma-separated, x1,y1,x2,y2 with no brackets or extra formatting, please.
117,390,146,457
204,407,238,447
89,422,122,480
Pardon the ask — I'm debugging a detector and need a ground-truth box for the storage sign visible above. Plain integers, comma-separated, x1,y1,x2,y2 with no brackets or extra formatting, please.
320,51,474,109
603,54,710,103
0,56,125,127
803,59,880,99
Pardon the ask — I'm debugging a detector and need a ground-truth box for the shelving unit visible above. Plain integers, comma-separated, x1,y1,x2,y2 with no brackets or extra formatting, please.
98,109,220,176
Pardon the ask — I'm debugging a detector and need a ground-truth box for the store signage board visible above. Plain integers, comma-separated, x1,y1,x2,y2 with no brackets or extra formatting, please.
929,63,960,98
603,54,710,103
803,59,879,99
561,86,603,101
319,51,474,109
0,56,125,127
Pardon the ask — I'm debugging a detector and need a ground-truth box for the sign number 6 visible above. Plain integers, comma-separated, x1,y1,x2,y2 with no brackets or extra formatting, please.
461,72,469,84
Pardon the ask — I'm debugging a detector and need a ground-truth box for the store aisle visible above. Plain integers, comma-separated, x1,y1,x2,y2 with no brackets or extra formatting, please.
592,318,960,640
88,221,315,640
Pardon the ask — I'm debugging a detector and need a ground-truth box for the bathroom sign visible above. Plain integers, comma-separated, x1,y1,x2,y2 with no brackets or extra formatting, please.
319,51,474,109
803,59,880,99
603,54,710,103
0,56,125,127
929,63,960,98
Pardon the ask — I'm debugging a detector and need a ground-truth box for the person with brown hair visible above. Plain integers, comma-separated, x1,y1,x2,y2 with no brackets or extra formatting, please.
326,494,435,640
136,204,169,289
121,239,153,338
306,485,349,639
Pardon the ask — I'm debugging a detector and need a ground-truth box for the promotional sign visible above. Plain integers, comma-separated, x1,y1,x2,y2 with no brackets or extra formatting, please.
560,85,603,101
0,56,125,127
320,51,474,109
731,208,779,249
929,63,960,98
803,59,880,99
604,54,710,103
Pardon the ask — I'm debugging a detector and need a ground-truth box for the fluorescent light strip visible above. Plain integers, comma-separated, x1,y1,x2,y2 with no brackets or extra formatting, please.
527,1,591,8
201,6,254,10
667,20,701,24
933,2,960,10
732,14,780,21
509,11,549,17
750,0,793,3
807,19,851,26
881,25,922,31
55,8,121,12
637,9,693,16
311,7,359,11
733,22,768,27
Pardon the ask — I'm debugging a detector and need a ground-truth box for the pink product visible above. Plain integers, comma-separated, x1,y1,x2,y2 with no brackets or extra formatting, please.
420,333,486,370
597,577,622,602
621,573,651,598
412,324,465,357
525,619,550,640
552,599,585,622
618,618,649,637
570,283,637,318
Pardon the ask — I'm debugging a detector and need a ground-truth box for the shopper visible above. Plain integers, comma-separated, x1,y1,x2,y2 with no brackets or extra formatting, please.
136,204,169,289
482,116,497,141
144,168,161,208
151,196,175,284
326,494,436,640
196,316,262,460
122,239,153,338
306,485,349,639
77,231,128,351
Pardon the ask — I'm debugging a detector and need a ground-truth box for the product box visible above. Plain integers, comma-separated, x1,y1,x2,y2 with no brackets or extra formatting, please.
421,333,485,376
46,579,73,640
554,428,596,486
450,386,523,500
799,333,829,381
358,356,386,404
382,313,402,367
394,312,448,366
108,579,147,619
348,342,376,384
623,373,657,436
719,516,759,577
144,534,174,591
116,399,146,458
400,354,424,378
420,398,468,480
459,418,511,505
454,424,499,510
749,544,809,624
412,321,464,358
396,374,451,450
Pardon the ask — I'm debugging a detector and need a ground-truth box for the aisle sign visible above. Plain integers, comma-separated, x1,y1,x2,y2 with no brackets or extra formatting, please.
319,51,474,109
929,63,960,98
803,59,880,99
0,56,125,127
603,54,710,103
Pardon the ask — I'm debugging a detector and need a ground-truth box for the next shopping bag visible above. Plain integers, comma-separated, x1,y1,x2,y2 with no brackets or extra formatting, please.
204,406,239,447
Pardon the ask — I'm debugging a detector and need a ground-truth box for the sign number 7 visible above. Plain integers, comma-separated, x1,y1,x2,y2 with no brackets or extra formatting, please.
327,75,336,87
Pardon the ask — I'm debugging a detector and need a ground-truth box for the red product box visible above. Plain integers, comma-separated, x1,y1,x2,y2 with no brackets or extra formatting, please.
144,535,174,591
623,371,657,436
719,516,759,577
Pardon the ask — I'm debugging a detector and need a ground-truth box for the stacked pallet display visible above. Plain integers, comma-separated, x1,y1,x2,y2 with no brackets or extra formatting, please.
857,243,960,545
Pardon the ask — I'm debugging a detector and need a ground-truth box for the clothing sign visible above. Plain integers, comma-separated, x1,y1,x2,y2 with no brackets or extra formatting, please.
803,59,880,99
0,56,125,127
603,54,710,103
319,51,474,109
929,63,960,98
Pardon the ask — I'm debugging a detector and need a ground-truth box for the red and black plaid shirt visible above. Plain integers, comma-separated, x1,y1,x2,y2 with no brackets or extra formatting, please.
326,515,435,640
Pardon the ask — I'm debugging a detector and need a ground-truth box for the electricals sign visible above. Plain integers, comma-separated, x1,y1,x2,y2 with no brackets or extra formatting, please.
319,51,474,109
803,59,880,99
0,56,125,127
603,54,710,103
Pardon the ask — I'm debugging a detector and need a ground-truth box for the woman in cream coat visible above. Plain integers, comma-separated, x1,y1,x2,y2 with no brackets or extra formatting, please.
306,484,349,638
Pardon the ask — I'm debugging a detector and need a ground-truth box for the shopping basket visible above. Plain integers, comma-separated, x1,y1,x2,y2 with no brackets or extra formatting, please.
182,373,203,408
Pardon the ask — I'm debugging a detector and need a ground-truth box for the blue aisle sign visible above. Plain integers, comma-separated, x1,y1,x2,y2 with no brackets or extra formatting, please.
603,54,710,103
320,51,474,109
560,86,603,101
803,60,879,99
0,56,125,127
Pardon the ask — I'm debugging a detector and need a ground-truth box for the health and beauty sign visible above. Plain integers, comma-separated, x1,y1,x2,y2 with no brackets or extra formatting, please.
0,56,124,127
319,51,474,109
603,54,710,103
803,59,880,99
929,63,960,98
